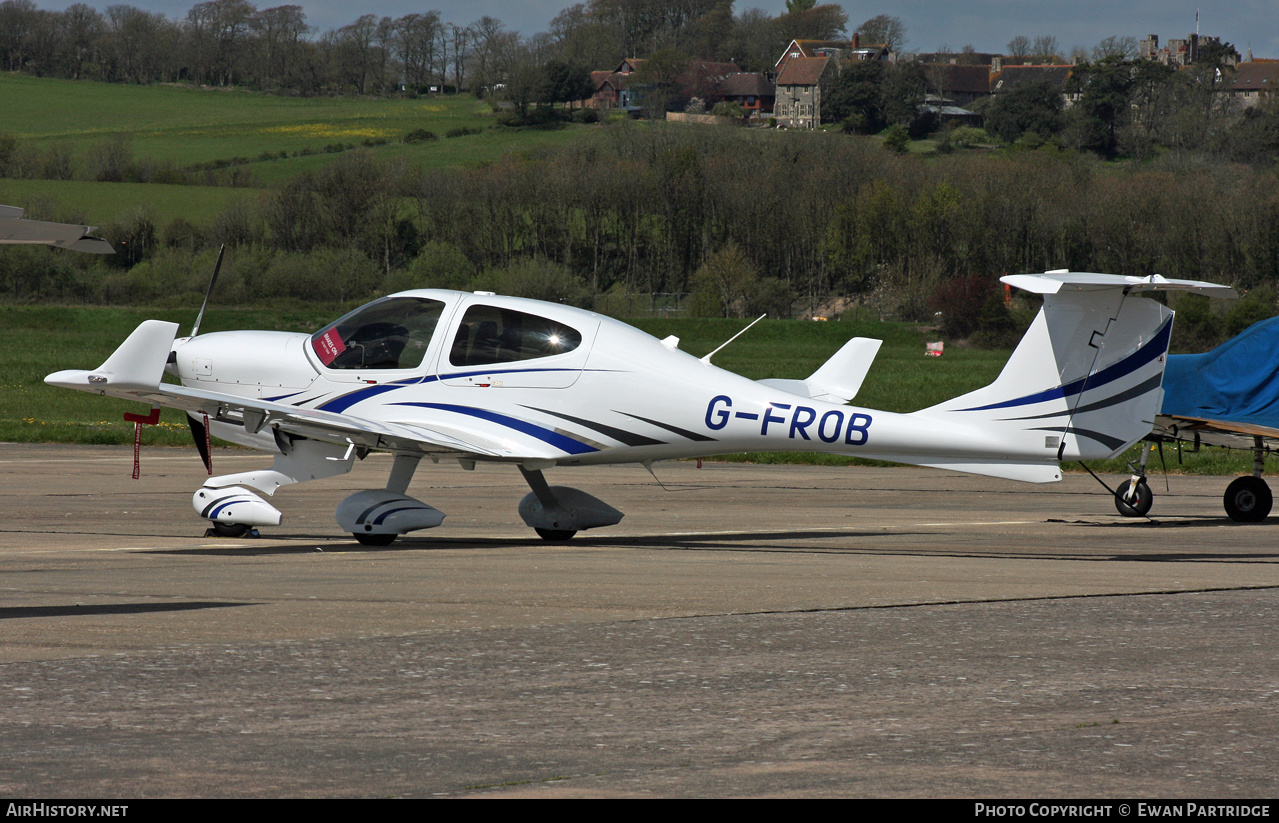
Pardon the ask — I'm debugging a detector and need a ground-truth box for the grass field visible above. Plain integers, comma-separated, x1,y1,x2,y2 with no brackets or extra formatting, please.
1,305,1264,478
0,178,265,226
1,74,595,217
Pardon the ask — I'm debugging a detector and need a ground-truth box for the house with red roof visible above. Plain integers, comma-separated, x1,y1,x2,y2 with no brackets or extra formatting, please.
1220,61,1279,108
772,34,891,128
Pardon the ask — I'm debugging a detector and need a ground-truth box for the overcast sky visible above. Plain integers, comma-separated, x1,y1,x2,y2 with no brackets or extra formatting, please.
35,1,1278,61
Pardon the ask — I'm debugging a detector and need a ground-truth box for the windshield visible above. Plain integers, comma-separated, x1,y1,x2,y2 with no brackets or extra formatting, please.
311,296,445,370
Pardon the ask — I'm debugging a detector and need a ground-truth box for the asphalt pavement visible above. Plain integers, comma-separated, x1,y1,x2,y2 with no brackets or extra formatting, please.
0,443,1275,798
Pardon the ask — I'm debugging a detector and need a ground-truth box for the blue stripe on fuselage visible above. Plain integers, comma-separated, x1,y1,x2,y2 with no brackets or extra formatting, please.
958,318,1171,413
391,402,600,455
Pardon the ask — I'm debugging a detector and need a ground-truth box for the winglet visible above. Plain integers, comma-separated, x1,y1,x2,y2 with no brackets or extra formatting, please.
46,320,179,392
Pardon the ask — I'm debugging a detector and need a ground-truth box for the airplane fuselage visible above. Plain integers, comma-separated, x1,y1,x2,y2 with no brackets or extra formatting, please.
169,290,1056,474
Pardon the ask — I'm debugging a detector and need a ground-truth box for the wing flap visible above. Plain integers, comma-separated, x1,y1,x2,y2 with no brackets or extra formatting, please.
1155,414,1279,450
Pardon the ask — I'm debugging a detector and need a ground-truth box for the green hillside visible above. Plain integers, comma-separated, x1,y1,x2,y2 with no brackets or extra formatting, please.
0,74,593,218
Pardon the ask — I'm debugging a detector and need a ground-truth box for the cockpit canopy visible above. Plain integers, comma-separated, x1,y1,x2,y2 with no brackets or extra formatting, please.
310,294,585,372
312,296,444,370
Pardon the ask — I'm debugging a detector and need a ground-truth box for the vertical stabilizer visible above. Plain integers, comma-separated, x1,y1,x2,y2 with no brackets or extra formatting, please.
917,272,1232,463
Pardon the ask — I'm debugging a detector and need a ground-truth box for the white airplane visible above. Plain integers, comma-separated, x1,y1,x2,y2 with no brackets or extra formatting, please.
46,271,1231,544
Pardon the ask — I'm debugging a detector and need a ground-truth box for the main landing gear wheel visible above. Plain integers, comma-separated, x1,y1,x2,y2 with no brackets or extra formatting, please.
210,522,252,538
354,532,397,546
1223,476,1272,522
535,527,577,542
1113,479,1153,517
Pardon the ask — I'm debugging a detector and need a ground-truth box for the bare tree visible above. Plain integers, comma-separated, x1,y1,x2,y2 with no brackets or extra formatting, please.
1007,35,1031,59
57,4,104,80
549,1,619,68
331,13,380,94
450,23,468,92
0,0,41,72
103,4,179,83
857,14,906,52
1031,35,1060,62
468,16,518,97
1092,35,1138,62
392,12,441,89
186,0,257,86
251,5,309,90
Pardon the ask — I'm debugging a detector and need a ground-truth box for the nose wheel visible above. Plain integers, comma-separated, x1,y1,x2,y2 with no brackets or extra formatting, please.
534,528,577,542
1114,479,1153,517
208,522,253,538
354,532,398,546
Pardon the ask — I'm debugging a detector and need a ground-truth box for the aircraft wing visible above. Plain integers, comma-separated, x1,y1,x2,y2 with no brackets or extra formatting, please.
1153,414,1279,451
44,320,536,460
0,205,115,253
1155,315,1279,453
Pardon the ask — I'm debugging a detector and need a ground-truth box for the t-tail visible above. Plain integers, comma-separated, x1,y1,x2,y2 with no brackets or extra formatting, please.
897,272,1234,482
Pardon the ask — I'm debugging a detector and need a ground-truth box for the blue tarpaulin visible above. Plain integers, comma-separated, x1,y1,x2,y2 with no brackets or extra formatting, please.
1162,316,1279,427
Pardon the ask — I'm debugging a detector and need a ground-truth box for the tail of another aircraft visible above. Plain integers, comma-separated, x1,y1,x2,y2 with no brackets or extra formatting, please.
901,272,1233,482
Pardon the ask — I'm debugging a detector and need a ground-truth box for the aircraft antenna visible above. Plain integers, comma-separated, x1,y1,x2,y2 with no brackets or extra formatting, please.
700,314,766,364
191,244,226,337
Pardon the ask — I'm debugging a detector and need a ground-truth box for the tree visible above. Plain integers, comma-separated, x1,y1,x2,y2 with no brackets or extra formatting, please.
102,5,179,84
1007,35,1031,59
1092,35,1138,61
330,14,381,94
880,61,926,130
689,242,764,318
823,59,886,130
501,45,546,118
983,80,1064,143
587,0,723,58
684,0,733,60
1030,35,1060,63
880,123,909,153
251,5,310,91
185,0,256,87
469,15,517,97
723,7,781,73
0,0,40,72
632,46,690,117
449,23,468,92
775,3,846,41
1065,56,1136,156
57,4,104,80
857,14,906,52
548,2,619,69
543,59,593,108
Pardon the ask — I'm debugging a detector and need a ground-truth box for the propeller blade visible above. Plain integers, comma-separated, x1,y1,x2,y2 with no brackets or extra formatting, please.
188,413,213,475
191,244,226,338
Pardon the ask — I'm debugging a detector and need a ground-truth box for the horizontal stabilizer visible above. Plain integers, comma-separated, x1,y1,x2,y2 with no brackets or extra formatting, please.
875,456,1063,484
757,337,882,403
1002,271,1236,298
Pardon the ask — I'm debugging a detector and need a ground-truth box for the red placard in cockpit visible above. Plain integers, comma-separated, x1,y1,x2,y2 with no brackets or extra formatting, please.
313,329,346,365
